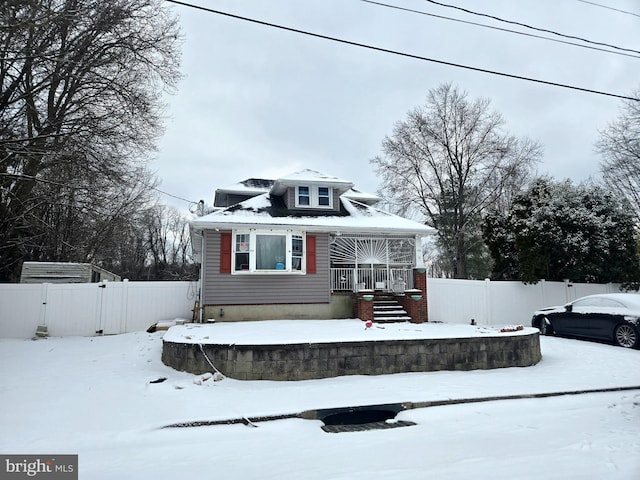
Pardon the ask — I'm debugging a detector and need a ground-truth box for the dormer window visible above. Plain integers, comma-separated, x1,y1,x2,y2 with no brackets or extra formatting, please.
295,185,333,208
318,187,330,206
297,186,310,206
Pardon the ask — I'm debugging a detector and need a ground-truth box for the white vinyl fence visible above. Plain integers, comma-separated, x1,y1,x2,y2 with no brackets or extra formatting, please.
0,278,628,338
0,280,198,338
427,278,624,326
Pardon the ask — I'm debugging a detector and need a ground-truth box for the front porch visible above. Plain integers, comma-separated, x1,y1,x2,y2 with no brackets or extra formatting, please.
329,234,421,292
330,267,414,292
328,234,428,323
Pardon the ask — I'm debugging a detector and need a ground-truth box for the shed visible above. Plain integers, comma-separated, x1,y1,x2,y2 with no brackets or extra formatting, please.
20,262,121,284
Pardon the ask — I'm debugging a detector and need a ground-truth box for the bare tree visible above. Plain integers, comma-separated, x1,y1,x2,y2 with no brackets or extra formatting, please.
142,204,195,280
597,88,640,220
0,0,182,281
371,83,541,278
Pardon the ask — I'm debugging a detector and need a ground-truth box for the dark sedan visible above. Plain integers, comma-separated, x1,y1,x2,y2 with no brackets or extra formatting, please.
531,293,640,348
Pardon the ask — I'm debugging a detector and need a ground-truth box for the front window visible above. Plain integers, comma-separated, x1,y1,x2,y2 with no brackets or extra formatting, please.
235,234,250,270
256,234,286,270
292,235,304,271
232,230,306,273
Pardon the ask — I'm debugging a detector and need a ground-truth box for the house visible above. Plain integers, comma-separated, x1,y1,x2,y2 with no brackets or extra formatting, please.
20,262,121,284
189,169,436,323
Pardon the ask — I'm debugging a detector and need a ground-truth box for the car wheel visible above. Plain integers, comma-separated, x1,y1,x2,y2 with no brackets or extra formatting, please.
539,317,553,336
614,324,638,348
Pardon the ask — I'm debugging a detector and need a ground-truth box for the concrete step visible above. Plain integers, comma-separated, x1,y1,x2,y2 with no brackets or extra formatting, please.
373,308,407,317
374,304,403,310
373,315,412,323
373,298,411,323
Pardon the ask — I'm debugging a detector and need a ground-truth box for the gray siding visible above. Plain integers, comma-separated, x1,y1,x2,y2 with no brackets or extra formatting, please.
283,188,293,209
203,231,331,305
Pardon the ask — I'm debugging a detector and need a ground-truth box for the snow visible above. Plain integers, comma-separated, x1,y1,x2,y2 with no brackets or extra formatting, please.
275,169,353,185
163,319,535,345
1,324,639,479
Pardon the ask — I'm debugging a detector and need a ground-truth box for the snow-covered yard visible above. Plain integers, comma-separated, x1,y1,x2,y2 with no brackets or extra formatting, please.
0,321,638,479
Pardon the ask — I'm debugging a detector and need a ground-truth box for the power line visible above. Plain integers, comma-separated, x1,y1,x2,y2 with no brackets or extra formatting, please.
151,185,199,205
165,0,639,102
420,0,640,56
576,0,640,18
362,0,640,59
1,172,199,206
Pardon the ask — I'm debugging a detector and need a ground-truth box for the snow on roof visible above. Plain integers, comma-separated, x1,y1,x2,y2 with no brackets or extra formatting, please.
270,169,354,195
275,168,352,185
191,193,435,235
342,188,381,204
216,178,274,195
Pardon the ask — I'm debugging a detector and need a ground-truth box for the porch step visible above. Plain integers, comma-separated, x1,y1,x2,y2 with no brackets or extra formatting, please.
373,299,411,323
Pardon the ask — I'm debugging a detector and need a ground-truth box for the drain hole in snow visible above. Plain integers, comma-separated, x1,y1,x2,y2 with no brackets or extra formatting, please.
323,409,396,426
315,404,416,433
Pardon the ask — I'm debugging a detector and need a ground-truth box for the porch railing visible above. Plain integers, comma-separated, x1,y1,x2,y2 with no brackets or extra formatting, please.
330,268,414,292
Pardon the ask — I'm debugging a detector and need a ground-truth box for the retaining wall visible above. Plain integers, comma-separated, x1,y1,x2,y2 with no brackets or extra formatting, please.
162,332,541,380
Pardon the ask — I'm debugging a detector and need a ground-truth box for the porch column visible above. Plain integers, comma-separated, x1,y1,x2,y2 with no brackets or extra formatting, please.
415,234,425,269
411,268,428,323
354,291,375,322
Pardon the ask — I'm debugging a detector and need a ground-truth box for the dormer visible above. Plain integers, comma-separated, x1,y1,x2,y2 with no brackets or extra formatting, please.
270,169,354,213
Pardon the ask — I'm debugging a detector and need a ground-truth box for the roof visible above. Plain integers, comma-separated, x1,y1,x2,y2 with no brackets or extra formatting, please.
216,178,275,195
213,169,380,206
213,178,275,207
270,169,354,196
191,193,435,237
342,188,381,204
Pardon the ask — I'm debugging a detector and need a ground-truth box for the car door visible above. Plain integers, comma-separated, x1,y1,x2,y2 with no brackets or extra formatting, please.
586,298,626,340
552,298,599,337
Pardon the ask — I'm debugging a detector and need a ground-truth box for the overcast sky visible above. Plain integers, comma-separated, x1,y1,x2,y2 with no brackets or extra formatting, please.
153,0,640,211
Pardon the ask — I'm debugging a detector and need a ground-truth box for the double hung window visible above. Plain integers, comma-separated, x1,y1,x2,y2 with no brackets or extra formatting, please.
297,186,310,206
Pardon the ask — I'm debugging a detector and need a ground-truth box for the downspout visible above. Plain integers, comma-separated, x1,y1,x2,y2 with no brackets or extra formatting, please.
199,232,205,323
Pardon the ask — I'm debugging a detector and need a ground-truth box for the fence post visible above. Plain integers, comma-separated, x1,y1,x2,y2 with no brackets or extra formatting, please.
39,283,49,329
120,279,129,334
484,278,491,326
564,279,573,303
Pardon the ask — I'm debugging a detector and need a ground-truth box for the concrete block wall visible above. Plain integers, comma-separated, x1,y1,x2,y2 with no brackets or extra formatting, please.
162,331,541,381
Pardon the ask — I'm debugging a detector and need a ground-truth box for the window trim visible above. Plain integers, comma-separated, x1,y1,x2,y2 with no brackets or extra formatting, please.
231,229,307,274
295,185,333,209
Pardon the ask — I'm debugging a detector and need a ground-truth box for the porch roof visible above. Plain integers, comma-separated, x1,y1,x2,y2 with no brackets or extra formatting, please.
191,193,435,237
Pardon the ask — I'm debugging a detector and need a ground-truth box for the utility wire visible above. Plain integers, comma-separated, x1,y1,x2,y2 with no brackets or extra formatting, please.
1,171,198,206
362,0,640,59
420,0,640,55
165,0,639,102
151,185,199,205
576,0,640,19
